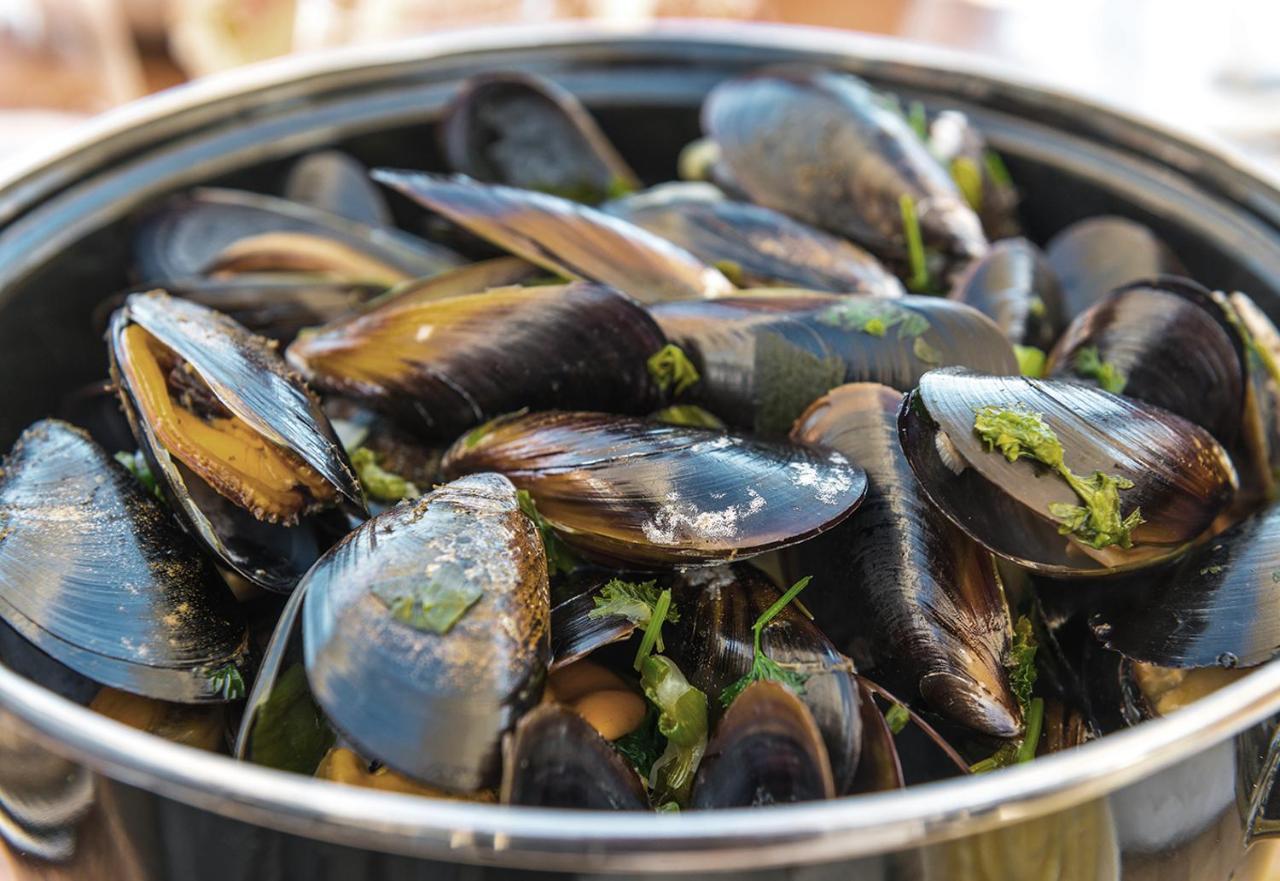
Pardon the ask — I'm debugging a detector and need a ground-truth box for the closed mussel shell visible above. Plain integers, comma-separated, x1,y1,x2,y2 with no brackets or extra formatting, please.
284,151,392,227
1045,216,1183,321
899,369,1238,576
667,564,862,792
926,109,1021,240
652,291,1018,437
287,282,667,440
689,680,835,809
788,383,1021,738
1046,277,1245,446
302,473,549,792
949,238,1064,350
0,420,248,703
441,411,867,567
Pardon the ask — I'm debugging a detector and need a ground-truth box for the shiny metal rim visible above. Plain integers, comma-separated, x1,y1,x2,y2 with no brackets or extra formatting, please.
0,20,1279,873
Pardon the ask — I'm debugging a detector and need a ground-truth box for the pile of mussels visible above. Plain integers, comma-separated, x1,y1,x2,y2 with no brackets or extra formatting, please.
0,65,1274,811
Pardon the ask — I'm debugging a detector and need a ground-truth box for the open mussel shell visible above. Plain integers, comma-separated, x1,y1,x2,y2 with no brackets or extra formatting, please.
788,383,1021,738
667,564,862,792
689,680,835,809
1046,277,1245,446
702,66,986,271
370,170,735,303
0,420,249,703
899,369,1238,576
603,182,904,297
440,71,640,205
1045,216,1183,321
848,679,904,794
134,187,462,285
651,290,1018,437
442,411,867,567
284,151,392,227
287,281,666,440
303,473,550,792
926,109,1021,240
1222,290,1280,503
948,238,1064,350
500,704,648,809
550,575,642,671
109,291,365,592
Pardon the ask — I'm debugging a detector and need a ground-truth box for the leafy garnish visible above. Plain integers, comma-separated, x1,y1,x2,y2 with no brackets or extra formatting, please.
1072,346,1127,394
349,447,420,504
1028,296,1047,319
970,697,1044,773
817,299,930,340
983,149,1014,188
372,571,483,634
606,175,637,201
898,194,932,293
247,663,334,775
950,156,984,212
1013,345,1047,378
613,705,665,778
208,662,246,701
913,336,943,365
884,702,910,735
114,449,164,501
647,344,701,396
516,489,581,577
907,100,929,141
973,405,1145,549
640,654,709,807
633,588,673,670
719,576,812,707
650,404,725,430
1008,615,1038,711
590,578,680,652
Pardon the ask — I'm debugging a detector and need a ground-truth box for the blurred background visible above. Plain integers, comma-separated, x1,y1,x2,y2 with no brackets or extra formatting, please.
4,0,1280,167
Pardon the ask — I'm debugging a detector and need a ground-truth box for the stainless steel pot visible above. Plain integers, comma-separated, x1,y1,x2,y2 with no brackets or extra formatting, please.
1,21,1279,881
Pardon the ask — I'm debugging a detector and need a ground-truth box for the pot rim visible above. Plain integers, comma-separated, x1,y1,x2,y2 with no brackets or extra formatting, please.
2,20,1280,873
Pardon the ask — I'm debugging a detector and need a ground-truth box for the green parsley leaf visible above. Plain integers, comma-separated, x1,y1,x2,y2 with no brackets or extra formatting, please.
950,156,984,212
349,447,420,504
817,299,931,340
1013,345,1047,378
613,705,665,778
247,663,334,775
1008,615,1038,712
632,588,673,670
516,489,581,577
884,702,910,735
372,570,482,634
590,578,680,652
207,662,246,701
647,344,701,396
719,576,812,707
114,449,164,501
1072,346,1127,394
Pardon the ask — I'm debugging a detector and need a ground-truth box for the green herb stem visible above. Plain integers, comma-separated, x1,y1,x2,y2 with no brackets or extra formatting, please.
1015,697,1045,764
899,194,932,293
633,588,672,671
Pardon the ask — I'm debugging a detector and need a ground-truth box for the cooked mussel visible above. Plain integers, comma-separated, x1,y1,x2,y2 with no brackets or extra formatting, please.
1045,216,1183,321
440,71,640,204
667,564,863,792
788,383,1021,738
109,291,365,592
651,290,1018,436
500,703,649,809
370,170,736,302
926,109,1021,240
0,420,249,702
689,680,835,808
134,187,462,285
286,281,668,439
550,576,650,671
603,182,904,296
1045,277,1245,446
302,473,549,791
284,151,392,226
441,411,867,567
949,238,1065,353
702,66,986,275
899,369,1238,576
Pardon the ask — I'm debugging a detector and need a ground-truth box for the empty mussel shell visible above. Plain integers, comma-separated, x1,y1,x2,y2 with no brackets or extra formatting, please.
303,473,549,792
0,420,249,703
788,383,1021,738
109,291,365,592
286,281,667,440
500,704,649,809
134,187,462,285
1045,216,1183,321
899,369,1238,576
689,680,835,809
440,71,640,205
370,170,736,302
603,182,904,296
441,411,867,567
667,564,863,792
652,290,1018,437
284,151,392,227
1046,277,1245,446
702,66,986,272
948,238,1064,351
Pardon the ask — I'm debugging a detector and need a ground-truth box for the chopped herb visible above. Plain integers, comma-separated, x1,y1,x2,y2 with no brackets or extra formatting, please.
907,100,929,141
1200,564,1226,576
720,576,812,707
913,336,943,365
517,489,581,576
647,344,701,396
606,175,637,200
640,654,709,807
114,449,164,500
1013,345,1047,378
1072,346,1127,394
613,706,665,778
372,572,482,634
950,156,984,212
247,663,335,775
1015,697,1045,763
1028,296,1047,319
650,404,725,430
884,702,910,735
655,801,681,813
633,588,673,670
349,447,420,504
973,405,1145,549
591,578,680,652
1008,615,1038,711
712,259,745,286
899,194,932,293
817,299,931,340
983,150,1014,189
208,662,246,701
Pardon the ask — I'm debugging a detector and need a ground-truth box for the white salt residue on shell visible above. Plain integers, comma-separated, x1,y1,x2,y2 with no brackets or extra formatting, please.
787,459,853,505
641,488,766,546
